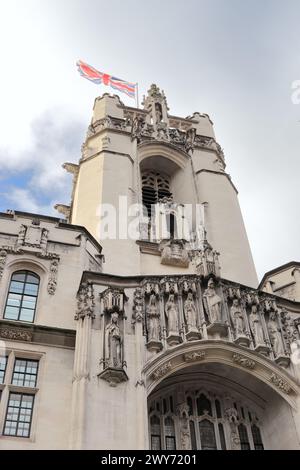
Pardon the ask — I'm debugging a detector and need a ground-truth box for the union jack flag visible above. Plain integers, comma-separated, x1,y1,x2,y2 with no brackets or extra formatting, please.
77,60,136,98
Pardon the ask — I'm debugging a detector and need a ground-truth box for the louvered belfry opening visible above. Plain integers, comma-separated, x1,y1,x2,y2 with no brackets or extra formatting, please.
142,171,172,217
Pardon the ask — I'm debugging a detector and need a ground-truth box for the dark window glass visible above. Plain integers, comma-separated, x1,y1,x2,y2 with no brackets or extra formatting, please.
197,394,212,416
218,423,226,450
12,359,39,387
215,399,222,419
238,423,250,450
187,396,193,416
164,417,176,450
3,393,34,438
190,420,197,450
170,396,174,413
199,419,217,450
4,271,39,323
251,424,264,450
0,356,8,384
150,416,161,450
241,407,245,419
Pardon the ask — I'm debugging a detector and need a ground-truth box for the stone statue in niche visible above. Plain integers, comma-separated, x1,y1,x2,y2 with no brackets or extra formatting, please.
155,102,162,123
267,312,285,357
105,312,122,368
165,294,179,337
249,305,265,346
230,299,245,337
184,292,198,333
147,294,160,342
203,278,222,323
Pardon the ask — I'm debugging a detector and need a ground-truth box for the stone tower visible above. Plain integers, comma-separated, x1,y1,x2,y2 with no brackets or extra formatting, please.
60,84,257,285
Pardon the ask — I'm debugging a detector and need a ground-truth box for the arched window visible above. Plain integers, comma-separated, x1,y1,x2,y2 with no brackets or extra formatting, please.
164,417,176,450
150,415,161,450
4,271,40,323
251,424,264,450
199,419,217,450
142,171,172,217
238,423,250,450
197,394,212,416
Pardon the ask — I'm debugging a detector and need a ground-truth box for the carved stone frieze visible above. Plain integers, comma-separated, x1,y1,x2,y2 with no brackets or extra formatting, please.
47,259,59,295
0,327,32,342
152,361,173,380
232,353,256,369
270,373,291,394
183,351,206,362
132,287,144,323
0,249,7,282
75,283,95,320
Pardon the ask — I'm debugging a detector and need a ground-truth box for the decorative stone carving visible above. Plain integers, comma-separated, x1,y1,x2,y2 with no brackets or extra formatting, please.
146,294,162,352
270,373,291,394
99,287,128,386
203,278,223,324
232,353,256,369
131,115,145,142
225,407,240,450
54,204,71,221
192,229,221,278
281,310,299,348
184,292,200,340
75,283,95,320
132,288,144,324
100,287,127,315
177,403,192,450
160,239,189,268
183,351,205,362
230,299,249,346
267,312,285,358
17,221,48,250
184,127,196,153
0,249,7,282
99,310,128,387
47,259,59,295
105,312,122,369
0,328,32,342
165,293,181,345
248,305,267,353
152,361,172,380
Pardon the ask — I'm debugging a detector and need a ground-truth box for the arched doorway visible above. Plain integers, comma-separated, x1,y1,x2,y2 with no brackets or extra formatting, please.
147,361,299,450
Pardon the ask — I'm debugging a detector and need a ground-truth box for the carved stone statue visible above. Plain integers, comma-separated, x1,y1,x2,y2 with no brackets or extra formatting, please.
177,403,191,450
230,299,245,337
268,312,285,357
249,305,265,346
203,278,222,323
165,294,179,336
147,294,160,342
184,293,198,332
105,312,122,368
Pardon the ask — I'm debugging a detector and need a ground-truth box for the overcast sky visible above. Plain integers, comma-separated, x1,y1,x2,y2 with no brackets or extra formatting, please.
0,0,299,280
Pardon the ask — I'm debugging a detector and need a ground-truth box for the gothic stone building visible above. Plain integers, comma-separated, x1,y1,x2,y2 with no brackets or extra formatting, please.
0,85,300,450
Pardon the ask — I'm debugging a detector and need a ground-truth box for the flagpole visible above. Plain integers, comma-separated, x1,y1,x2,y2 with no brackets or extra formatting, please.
136,83,139,109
